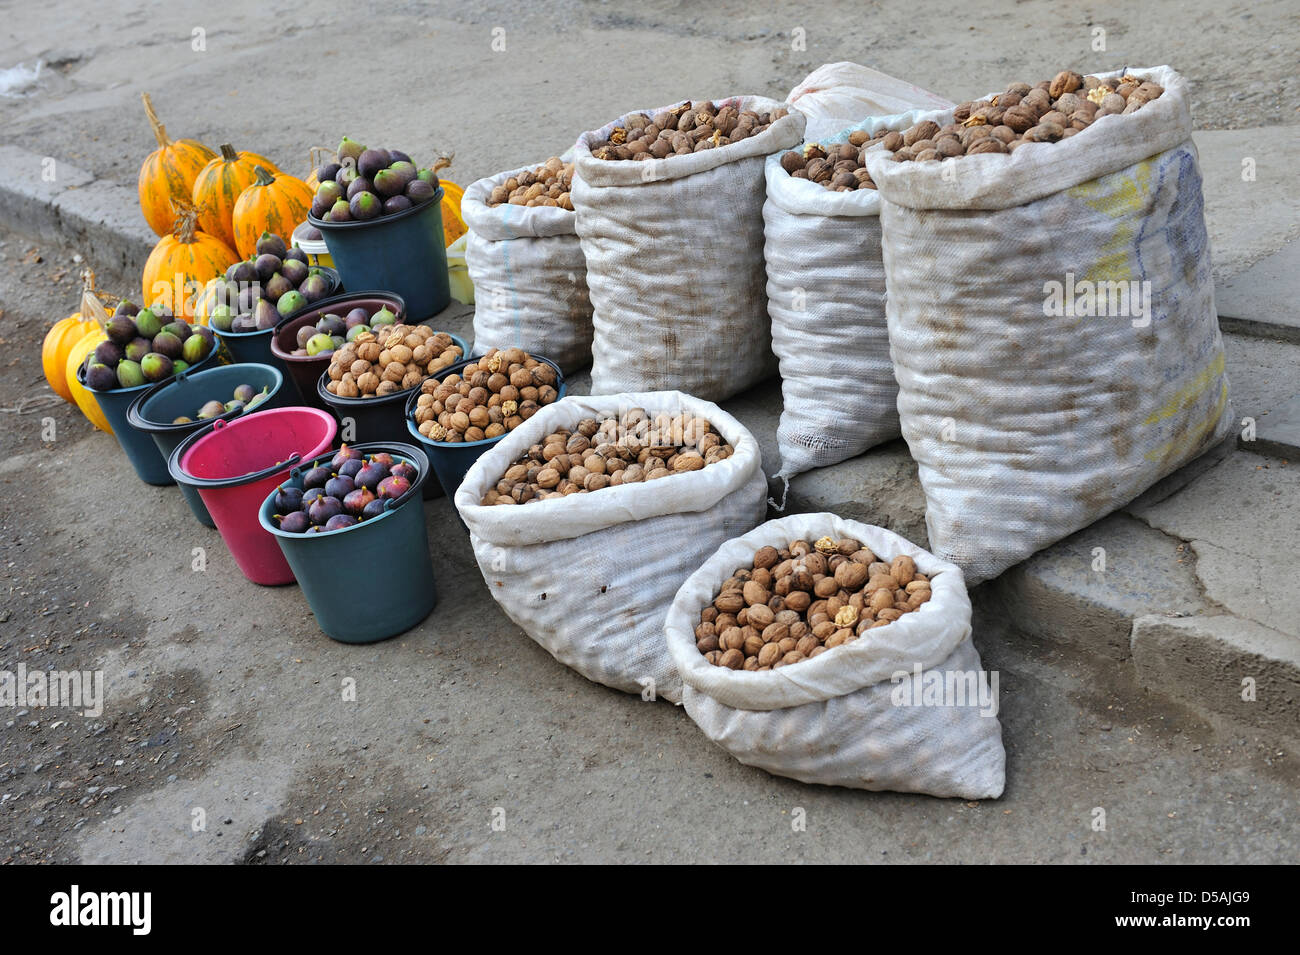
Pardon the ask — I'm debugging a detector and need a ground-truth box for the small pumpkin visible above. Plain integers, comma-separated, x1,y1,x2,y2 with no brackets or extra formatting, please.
66,328,112,433
192,143,281,251
137,92,216,238
231,166,313,258
43,313,99,403
142,202,240,319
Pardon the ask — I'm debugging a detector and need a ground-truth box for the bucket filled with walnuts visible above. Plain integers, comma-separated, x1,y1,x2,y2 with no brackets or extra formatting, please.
664,513,1005,799
454,391,769,702
405,347,566,499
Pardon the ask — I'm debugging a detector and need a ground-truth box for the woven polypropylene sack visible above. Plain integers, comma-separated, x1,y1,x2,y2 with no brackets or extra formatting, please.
786,62,954,141
462,161,593,373
764,109,932,481
665,513,1005,798
572,98,805,401
455,391,769,703
864,65,1233,584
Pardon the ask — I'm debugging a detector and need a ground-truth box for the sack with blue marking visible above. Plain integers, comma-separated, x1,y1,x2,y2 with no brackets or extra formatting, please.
462,159,593,373
865,65,1233,584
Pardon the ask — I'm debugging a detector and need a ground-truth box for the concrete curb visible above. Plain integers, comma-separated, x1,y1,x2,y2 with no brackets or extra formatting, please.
0,145,155,289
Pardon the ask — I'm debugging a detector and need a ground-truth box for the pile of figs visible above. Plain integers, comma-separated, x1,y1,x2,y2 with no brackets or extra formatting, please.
289,303,400,359
271,445,417,534
172,383,271,423
85,301,214,391
306,138,441,228
207,232,333,333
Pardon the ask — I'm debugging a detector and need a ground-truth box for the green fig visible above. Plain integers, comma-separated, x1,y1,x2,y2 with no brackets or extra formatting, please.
134,308,163,339
116,359,145,388
140,352,174,383
277,290,308,317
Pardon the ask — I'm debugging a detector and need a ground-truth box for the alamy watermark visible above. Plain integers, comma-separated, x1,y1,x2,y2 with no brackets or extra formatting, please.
891,663,999,717
1,664,103,717
1043,272,1151,328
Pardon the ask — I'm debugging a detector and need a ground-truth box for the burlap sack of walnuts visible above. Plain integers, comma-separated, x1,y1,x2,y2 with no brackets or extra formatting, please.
572,98,805,401
462,161,593,374
455,391,769,703
665,513,1005,799
764,109,936,485
864,65,1233,584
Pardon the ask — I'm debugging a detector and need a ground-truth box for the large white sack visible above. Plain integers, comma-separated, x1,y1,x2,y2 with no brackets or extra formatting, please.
864,65,1233,584
456,391,769,703
666,513,1005,799
787,62,954,141
572,98,805,401
461,160,593,373
763,108,931,483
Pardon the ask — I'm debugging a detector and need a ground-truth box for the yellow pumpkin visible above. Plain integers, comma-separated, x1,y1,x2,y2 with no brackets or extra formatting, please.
192,144,280,251
138,93,216,238
66,329,112,434
439,179,467,246
142,203,239,319
42,313,101,403
231,166,313,258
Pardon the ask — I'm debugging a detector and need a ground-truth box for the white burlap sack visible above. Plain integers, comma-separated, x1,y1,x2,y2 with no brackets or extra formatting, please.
456,391,769,703
764,109,932,483
865,65,1233,584
666,513,1005,798
572,98,805,401
786,62,954,141
462,161,593,373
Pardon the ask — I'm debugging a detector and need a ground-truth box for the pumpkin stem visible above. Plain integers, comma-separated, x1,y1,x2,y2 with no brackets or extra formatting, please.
220,143,239,162
308,145,333,177
141,92,171,149
431,153,454,174
169,198,200,244
253,165,275,186
79,268,112,331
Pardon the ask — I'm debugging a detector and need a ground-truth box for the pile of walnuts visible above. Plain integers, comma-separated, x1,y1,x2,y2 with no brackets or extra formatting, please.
696,537,933,670
778,129,883,191
589,101,788,161
885,71,1166,162
325,326,462,399
414,348,560,443
487,158,574,211
482,407,735,505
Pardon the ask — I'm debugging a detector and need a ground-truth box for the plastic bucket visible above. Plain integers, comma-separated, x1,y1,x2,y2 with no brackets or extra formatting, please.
292,221,334,268
317,331,470,445
404,355,565,500
211,266,341,368
270,291,407,412
81,342,220,486
168,407,337,585
127,363,289,527
309,191,451,322
258,441,436,643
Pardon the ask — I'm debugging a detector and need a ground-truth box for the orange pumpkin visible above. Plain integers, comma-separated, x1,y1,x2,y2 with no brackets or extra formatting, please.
142,203,239,319
192,143,280,251
43,312,100,403
231,166,313,258
138,93,216,238
66,329,113,434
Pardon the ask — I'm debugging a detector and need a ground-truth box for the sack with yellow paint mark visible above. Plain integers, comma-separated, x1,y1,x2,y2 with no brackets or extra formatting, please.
864,65,1232,584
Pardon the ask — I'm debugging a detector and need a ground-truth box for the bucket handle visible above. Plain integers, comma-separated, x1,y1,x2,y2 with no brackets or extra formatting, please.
177,450,303,489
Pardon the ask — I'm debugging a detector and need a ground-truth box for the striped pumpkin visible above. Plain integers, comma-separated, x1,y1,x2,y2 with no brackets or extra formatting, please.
231,166,313,258
142,203,239,319
137,93,216,237
192,143,280,251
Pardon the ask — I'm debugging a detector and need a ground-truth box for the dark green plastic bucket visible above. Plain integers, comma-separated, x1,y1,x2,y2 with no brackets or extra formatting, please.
257,441,437,643
308,191,450,322
210,266,341,367
127,362,289,527
81,341,220,486
404,355,565,500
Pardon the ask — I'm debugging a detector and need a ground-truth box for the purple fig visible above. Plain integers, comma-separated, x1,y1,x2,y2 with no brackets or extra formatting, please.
278,511,310,534
377,474,411,500
344,486,376,515
308,495,344,526
302,465,333,489
349,192,381,220
254,253,282,282
357,148,391,179
325,514,358,531
331,444,364,469
325,475,355,499
362,498,387,520
390,461,418,483
275,485,304,511
356,462,388,490
383,195,413,215
405,179,435,204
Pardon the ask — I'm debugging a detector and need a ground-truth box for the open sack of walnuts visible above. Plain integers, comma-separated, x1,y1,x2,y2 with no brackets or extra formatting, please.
763,109,940,485
325,325,462,398
572,98,804,403
665,514,1005,799
462,158,594,374
455,391,768,703
862,65,1232,585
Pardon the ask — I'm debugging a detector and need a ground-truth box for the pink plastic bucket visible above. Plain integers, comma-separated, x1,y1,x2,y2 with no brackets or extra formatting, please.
168,407,337,585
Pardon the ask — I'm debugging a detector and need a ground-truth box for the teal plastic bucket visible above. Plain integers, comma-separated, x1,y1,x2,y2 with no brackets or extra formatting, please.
258,441,437,643
309,191,451,322
404,355,565,500
127,362,289,527
81,342,220,486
